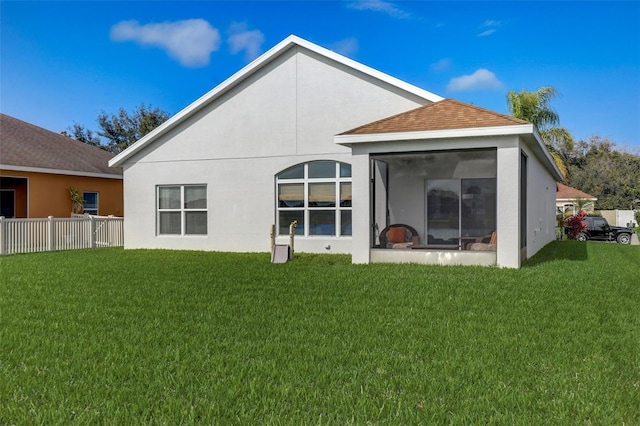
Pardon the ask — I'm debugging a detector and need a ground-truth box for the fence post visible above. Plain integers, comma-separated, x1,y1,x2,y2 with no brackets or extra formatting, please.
47,216,54,252
0,216,5,255
90,216,96,249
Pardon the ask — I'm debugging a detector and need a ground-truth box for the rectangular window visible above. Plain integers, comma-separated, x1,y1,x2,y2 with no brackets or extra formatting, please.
157,185,207,236
83,192,99,215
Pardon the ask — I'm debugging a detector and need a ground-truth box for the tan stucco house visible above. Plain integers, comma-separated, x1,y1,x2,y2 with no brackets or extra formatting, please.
0,114,123,218
556,182,597,215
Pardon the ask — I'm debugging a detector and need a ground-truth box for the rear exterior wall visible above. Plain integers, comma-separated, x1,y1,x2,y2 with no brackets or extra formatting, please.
119,47,428,253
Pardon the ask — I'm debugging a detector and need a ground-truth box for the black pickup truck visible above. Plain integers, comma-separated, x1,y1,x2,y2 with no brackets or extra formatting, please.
567,216,634,244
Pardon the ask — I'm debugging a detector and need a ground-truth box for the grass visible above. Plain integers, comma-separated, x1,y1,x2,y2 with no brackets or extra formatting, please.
1,241,639,424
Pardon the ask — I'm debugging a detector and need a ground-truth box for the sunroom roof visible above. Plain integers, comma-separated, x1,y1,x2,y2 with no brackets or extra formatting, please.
341,99,529,135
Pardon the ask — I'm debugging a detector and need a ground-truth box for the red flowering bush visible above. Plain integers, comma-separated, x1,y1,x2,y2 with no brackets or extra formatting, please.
566,210,588,240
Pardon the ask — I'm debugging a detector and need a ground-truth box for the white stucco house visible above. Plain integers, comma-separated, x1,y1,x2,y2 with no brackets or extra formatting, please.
109,35,562,268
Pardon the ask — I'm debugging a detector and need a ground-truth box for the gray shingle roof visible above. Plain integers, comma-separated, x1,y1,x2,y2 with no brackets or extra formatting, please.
0,113,121,176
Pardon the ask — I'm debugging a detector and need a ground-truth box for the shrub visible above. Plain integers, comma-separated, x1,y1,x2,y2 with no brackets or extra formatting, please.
566,210,588,240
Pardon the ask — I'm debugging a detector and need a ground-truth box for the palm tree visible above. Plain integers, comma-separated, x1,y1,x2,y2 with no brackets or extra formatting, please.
507,87,574,177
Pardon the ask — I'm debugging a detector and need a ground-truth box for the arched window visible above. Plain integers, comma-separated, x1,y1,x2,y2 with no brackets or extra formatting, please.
276,161,352,236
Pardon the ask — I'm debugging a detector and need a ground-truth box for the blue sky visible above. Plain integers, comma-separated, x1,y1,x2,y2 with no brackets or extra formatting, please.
2,1,639,151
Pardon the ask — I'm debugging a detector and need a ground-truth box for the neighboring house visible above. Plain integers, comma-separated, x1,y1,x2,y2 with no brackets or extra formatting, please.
556,182,597,215
109,35,562,268
0,114,123,218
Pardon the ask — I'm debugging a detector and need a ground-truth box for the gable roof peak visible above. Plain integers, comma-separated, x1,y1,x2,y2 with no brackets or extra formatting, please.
109,35,444,168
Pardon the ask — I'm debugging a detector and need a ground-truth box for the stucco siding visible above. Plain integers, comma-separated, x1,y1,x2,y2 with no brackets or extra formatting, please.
522,140,557,259
121,46,429,253
294,49,428,156
133,47,428,166
496,143,522,268
351,151,371,263
134,50,299,164
1,170,122,218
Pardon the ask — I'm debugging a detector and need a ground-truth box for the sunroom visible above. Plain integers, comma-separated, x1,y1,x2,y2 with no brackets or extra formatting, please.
337,99,562,268
371,149,497,250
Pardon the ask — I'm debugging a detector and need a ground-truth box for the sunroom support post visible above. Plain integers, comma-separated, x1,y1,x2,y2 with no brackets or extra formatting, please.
496,145,521,268
351,150,371,264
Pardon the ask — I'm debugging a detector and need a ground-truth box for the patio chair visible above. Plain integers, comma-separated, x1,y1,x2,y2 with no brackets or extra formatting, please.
467,231,497,251
379,224,420,249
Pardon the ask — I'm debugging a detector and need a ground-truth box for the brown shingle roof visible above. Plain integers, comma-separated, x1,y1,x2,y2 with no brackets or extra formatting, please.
341,98,529,135
0,113,121,176
556,182,596,200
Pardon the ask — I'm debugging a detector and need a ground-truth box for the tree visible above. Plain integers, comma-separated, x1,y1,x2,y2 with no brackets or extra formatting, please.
63,123,103,148
506,87,574,177
97,104,170,154
565,136,640,210
67,104,169,154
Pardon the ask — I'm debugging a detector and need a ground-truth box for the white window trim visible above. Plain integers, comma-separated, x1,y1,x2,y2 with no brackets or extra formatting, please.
156,184,208,236
276,162,352,237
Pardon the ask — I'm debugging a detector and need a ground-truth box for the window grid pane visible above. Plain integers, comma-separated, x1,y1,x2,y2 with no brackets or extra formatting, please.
159,187,181,209
340,183,352,207
308,183,336,207
308,161,336,178
279,184,304,208
341,210,352,236
278,164,304,180
184,186,207,209
340,163,352,177
185,211,208,235
159,212,181,234
309,210,335,235
279,211,304,235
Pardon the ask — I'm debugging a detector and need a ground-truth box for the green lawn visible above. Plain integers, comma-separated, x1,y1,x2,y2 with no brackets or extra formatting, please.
1,242,639,424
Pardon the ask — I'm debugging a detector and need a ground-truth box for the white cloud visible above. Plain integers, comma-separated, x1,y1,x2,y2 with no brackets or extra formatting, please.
110,19,220,67
430,58,452,72
477,29,496,37
477,19,501,36
227,22,265,61
345,0,412,19
447,69,503,91
482,19,501,27
328,38,359,57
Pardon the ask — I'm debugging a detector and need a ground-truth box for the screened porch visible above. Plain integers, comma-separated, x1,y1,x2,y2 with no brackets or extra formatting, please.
370,148,498,255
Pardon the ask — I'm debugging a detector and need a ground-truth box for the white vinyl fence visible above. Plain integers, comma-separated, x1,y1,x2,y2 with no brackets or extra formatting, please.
596,210,638,228
0,215,124,255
